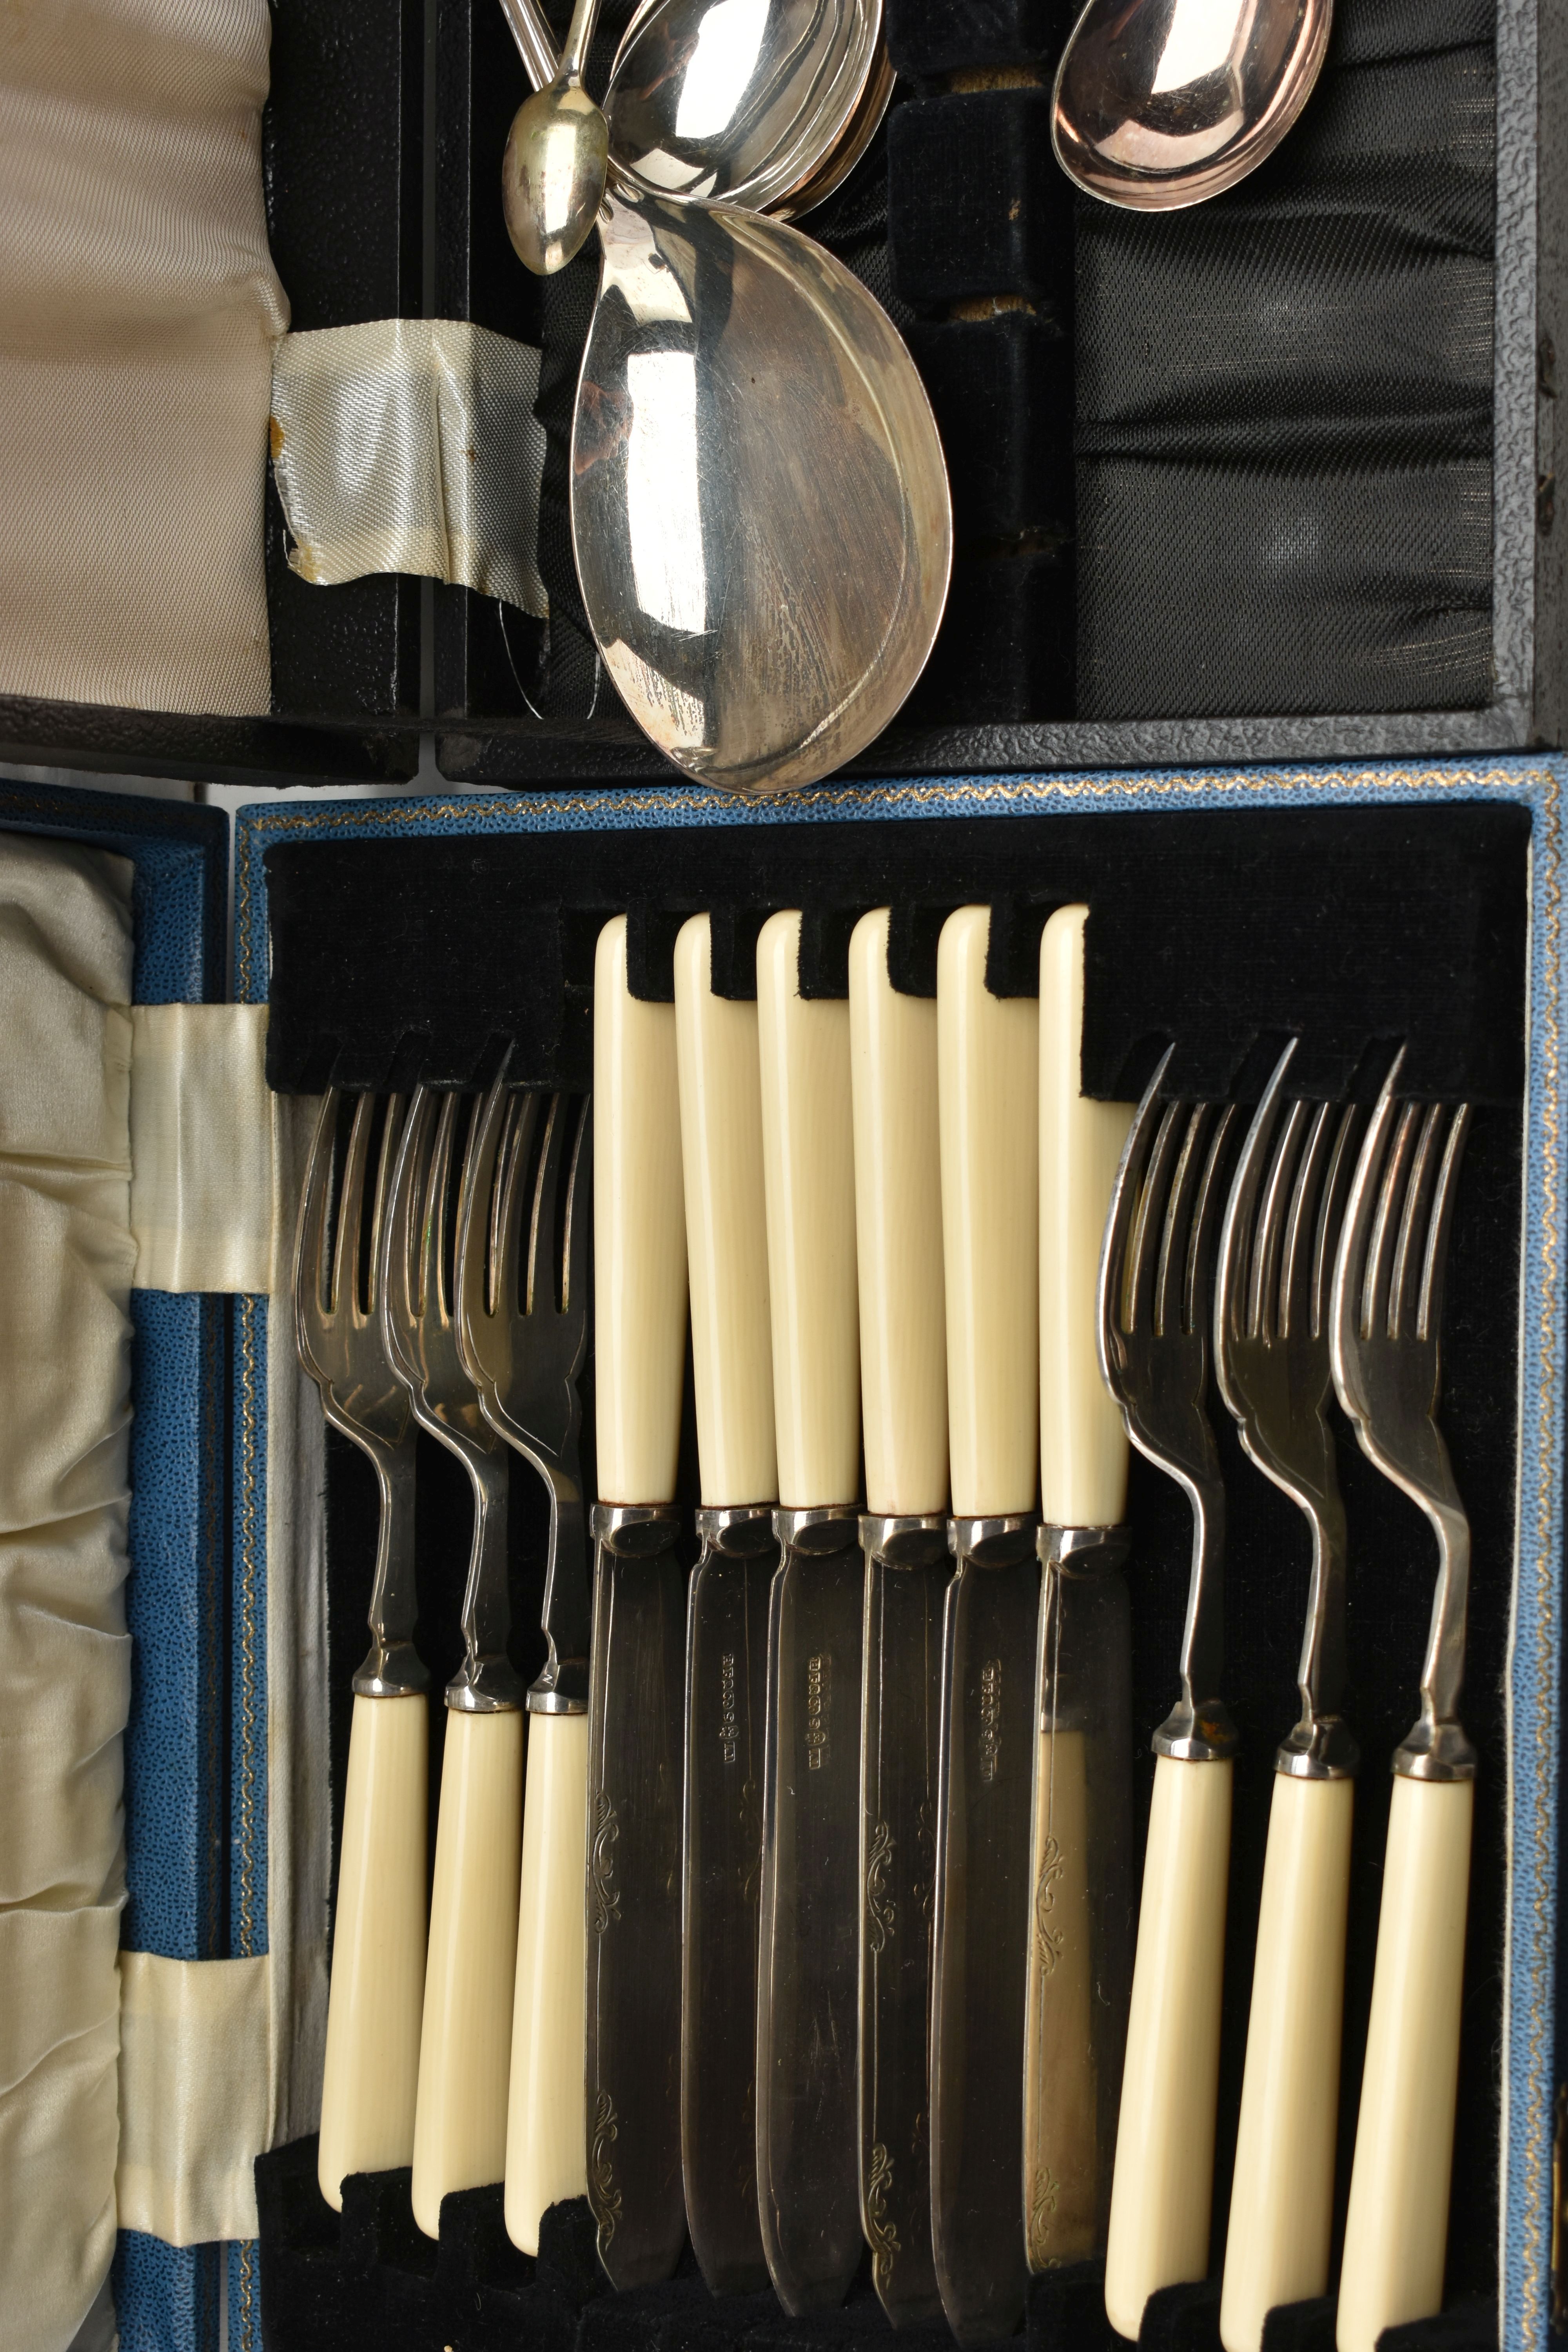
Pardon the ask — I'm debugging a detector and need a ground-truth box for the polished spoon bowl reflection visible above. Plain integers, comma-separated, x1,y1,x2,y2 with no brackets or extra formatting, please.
1052,0,1333,210
603,0,885,218
571,189,951,794
502,0,610,272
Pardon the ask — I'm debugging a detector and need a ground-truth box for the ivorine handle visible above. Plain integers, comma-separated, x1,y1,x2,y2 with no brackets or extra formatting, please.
595,916,687,1505
1104,1754,1232,2341
849,908,947,1518
756,911,859,1510
317,1693,429,2209
937,906,1039,1518
410,1708,525,2237
1038,906,1133,1529
1335,1775,1473,2352
505,1710,591,2252
1219,1773,1354,2352
674,914,777,1508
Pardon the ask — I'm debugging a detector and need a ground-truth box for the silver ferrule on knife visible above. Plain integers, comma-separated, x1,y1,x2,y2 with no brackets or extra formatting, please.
931,1511,1042,2346
857,1511,949,2326
682,1501,778,2293
1025,1521,1134,2271
585,1501,686,2288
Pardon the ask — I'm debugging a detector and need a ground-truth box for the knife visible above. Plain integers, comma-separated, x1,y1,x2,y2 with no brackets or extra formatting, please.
753,909,864,2315
673,911,778,2296
1025,906,1135,2273
849,907,949,2329
585,915,689,2287
930,904,1041,2346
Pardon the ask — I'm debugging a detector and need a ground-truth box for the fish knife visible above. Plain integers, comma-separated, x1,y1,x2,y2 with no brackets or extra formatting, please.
848,907,949,2328
753,909,865,2315
673,912,779,2296
929,904,1041,2347
1025,906,1136,2273
585,915,689,2287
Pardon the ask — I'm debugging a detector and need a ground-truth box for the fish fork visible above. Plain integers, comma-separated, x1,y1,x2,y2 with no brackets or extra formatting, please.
456,1068,593,2257
1330,1054,1474,2352
1097,1051,1238,2343
383,1089,525,2238
296,1091,429,2214
1212,1043,1361,2352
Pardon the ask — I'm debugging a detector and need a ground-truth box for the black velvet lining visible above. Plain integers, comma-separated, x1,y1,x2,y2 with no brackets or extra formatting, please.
263,801,1528,1106
257,803,1524,2352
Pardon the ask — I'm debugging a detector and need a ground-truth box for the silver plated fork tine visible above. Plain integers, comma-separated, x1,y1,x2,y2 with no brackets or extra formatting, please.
1363,1100,1421,1341
1257,1100,1312,1339
1151,1106,1203,1337
1389,1104,1445,1341
422,1093,462,1323
1177,1104,1238,1339
1336,1047,1406,1357
1220,1043,1297,1348
1418,1107,1471,1344
1278,1102,1334,1340
384,1087,437,1384
1100,1047,1174,1364
527,1093,570,1315
296,1089,341,1352
493,1088,537,1319
1308,1102,1363,1340
562,1097,592,1316
365,1096,407,1316
456,1063,514,1388
332,1094,376,1318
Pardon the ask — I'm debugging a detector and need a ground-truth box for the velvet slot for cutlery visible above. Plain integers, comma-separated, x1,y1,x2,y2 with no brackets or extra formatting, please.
225,767,1548,2352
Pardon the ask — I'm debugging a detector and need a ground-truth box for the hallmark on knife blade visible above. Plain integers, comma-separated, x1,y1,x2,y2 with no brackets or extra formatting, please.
719,1650,739,1764
978,1657,1003,1783
806,1650,831,1768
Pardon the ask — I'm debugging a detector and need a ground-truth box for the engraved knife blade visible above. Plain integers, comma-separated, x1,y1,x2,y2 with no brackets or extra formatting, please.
756,1511,866,2314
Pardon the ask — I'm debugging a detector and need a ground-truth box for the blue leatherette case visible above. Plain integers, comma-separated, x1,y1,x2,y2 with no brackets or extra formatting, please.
234,757,1567,2352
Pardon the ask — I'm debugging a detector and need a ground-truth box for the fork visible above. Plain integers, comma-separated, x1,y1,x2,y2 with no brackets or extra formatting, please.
456,1067,593,2258
383,1089,525,2239
1097,1051,1238,2343
295,1092,429,2214
1212,1044,1361,2352
1330,1054,1474,2352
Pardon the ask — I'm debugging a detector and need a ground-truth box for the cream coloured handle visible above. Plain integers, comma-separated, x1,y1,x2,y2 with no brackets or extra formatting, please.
756,909,859,1508
937,905,1039,1518
595,915,687,1504
1335,1775,1473,2352
1104,1754,1232,2341
410,1707,525,2238
317,1692,429,2210
1038,905,1133,1528
849,907,947,1517
674,913,777,1507
505,1709,590,2253
1219,1773,1354,2352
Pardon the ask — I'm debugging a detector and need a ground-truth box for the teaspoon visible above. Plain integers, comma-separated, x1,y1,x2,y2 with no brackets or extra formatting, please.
502,0,611,272
1052,0,1332,211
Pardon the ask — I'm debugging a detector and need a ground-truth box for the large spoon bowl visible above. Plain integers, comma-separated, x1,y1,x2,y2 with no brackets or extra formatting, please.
604,0,883,217
571,191,951,795
1053,0,1332,211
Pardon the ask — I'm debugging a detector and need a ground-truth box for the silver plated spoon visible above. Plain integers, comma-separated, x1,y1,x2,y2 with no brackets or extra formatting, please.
571,189,951,793
502,0,611,272
604,0,884,218
1053,0,1332,211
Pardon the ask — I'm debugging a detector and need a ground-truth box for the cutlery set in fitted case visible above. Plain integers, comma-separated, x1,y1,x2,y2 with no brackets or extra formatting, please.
239,779,1534,2352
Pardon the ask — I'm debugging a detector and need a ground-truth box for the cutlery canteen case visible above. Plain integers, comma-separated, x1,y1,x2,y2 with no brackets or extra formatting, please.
0,3,1565,2352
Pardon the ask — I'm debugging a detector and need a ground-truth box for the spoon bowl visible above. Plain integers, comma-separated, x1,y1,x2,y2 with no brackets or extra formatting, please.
503,82,611,272
1053,0,1333,211
571,190,951,795
604,0,883,218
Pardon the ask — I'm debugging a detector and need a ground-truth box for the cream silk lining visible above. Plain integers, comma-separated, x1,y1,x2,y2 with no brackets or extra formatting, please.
0,0,287,720
0,838,135,2352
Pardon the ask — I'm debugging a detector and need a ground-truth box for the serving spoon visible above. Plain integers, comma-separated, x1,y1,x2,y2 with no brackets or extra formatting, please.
497,0,951,795
1052,0,1333,211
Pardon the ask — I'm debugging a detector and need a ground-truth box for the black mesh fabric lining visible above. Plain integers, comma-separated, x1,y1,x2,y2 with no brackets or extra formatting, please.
1074,0,1497,720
